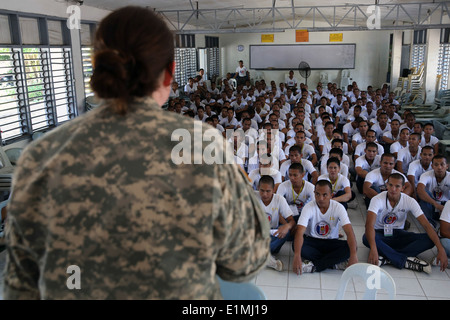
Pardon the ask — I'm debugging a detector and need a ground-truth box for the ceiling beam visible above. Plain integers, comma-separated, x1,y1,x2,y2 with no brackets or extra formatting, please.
156,2,450,34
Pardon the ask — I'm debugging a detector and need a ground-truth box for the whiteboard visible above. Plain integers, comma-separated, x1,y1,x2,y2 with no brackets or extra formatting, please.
249,44,356,70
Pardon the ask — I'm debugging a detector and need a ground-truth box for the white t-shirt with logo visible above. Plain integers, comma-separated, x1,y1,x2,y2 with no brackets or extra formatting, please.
406,159,432,185
279,159,316,182
257,193,294,230
364,168,406,192
276,180,315,216
236,66,248,77
318,173,351,196
368,191,423,230
418,170,450,203
297,200,351,239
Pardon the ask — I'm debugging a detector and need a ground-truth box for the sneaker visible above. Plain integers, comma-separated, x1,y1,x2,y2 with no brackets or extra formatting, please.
404,257,431,274
333,260,348,270
267,255,283,272
301,260,316,273
378,256,389,266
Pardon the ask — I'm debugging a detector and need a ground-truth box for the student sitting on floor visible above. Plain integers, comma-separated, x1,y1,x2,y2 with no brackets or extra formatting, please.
416,155,450,228
276,162,315,225
363,173,448,273
257,175,296,272
318,157,355,210
292,180,358,274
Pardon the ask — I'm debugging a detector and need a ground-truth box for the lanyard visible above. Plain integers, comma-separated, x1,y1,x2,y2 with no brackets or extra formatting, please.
330,176,339,193
292,181,304,203
385,193,400,212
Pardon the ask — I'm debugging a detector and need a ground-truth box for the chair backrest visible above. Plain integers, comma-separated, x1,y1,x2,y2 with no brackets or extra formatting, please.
229,78,237,90
217,276,267,300
5,147,23,165
0,145,14,175
433,119,446,140
335,263,396,300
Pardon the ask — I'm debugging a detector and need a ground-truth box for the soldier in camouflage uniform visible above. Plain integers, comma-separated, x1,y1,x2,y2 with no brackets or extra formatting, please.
3,6,270,300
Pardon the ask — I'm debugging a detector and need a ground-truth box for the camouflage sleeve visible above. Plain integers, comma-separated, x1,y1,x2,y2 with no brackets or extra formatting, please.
3,144,43,299
213,162,270,282
3,216,41,299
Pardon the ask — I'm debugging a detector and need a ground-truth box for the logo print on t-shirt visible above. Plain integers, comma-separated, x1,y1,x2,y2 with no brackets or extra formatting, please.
383,212,397,224
433,187,443,201
315,221,330,236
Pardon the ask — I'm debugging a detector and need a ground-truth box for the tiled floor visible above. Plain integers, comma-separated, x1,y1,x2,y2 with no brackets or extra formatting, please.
251,184,450,300
0,185,449,300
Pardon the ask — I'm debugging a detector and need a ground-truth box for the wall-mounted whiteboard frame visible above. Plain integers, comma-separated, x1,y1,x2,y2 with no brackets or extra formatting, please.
249,44,356,70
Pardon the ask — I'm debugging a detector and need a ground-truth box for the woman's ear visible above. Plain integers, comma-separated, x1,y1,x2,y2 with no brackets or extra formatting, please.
163,61,176,87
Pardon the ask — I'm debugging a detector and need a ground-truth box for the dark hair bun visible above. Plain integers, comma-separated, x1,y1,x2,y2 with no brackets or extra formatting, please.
90,49,129,100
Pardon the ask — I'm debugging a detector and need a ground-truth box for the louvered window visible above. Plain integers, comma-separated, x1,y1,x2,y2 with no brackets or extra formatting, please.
0,14,77,143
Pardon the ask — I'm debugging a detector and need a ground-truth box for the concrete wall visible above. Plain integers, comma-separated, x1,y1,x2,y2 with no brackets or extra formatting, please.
210,28,391,91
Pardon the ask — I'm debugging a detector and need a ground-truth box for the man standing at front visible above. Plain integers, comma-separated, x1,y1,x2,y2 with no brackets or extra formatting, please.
292,180,358,274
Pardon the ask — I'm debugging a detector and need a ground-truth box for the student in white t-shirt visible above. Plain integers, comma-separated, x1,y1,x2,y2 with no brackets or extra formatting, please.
437,201,450,266
285,70,298,92
184,77,197,95
420,122,439,154
292,180,358,274
279,145,318,184
355,142,381,194
363,173,447,272
318,157,354,210
234,60,249,86
276,162,315,222
257,175,296,271
353,130,384,160
396,132,421,174
390,127,410,158
363,153,413,208
285,130,318,166
320,148,349,178
248,154,282,191
417,155,450,228
406,146,434,199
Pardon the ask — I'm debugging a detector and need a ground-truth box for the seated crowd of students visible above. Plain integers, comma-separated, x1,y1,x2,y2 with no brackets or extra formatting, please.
165,73,450,275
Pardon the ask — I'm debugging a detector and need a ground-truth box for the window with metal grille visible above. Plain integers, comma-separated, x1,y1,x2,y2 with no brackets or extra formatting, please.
202,36,220,85
81,46,94,98
0,48,24,140
0,13,77,143
80,23,95,98
438,29,450,90
174,47,198,88
410,44,426,70
410,30,427,70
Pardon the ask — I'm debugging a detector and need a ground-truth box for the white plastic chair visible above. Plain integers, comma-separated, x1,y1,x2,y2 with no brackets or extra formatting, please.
217,276,267,300
335,263,396,300
229,78,237,90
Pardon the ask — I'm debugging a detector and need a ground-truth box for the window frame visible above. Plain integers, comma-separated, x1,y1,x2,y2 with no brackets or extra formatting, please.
0,11,77,144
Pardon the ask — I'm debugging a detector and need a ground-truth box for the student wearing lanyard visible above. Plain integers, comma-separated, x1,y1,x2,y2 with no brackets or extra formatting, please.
257,175,296,272
318,157,355,209
292,180,358,274
276,163,315,227
363,152,413,208
363,173,448,273
417,155,450,228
